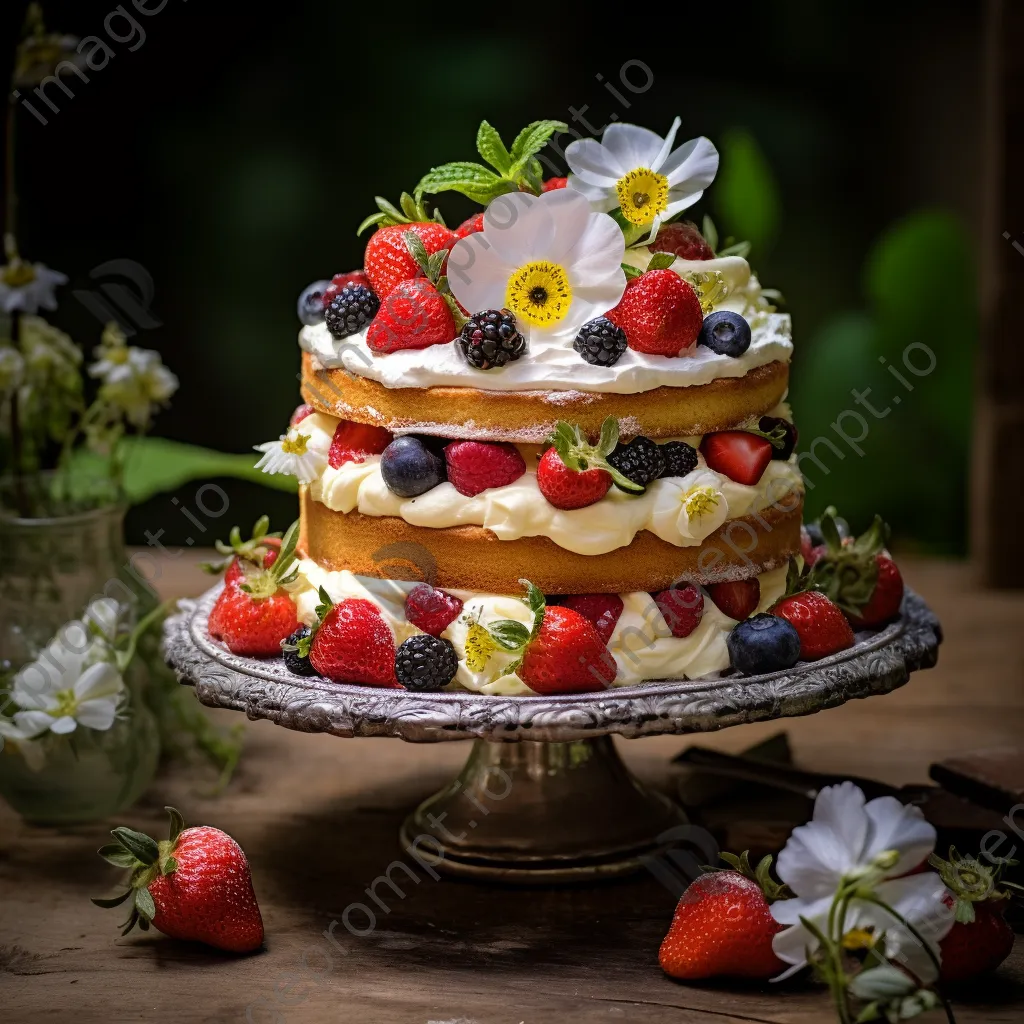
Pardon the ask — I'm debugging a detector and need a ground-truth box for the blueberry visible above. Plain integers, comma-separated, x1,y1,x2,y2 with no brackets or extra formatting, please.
380,436,446,497
727,613,801,675
698,311,751,357
297,279,331,326
282,626,318,676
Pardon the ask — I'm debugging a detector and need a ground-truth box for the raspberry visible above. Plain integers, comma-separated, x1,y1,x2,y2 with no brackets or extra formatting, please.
653,584,705,638
404,584,463,636
443,440,526,497
561,594,623,644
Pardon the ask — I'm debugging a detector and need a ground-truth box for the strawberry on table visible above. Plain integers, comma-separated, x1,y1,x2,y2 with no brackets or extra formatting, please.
306,590,399,688
700,431,774,486
772,590,854,660
561,594,624,645
444,440,526,497
364,222,457,299
606,268,703,356
536,417,643,510
475,580,616,694
92,806,263,954
706,578,761,621
660,851,788,981
328,419,394,469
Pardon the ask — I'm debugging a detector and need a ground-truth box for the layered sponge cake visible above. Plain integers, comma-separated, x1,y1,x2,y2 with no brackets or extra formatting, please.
215,116,845,697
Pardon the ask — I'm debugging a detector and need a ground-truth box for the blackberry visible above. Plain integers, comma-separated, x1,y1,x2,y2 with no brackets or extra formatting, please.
573,316,628,367
282,626,318,677
394,634,459,692
659,440,699,478
324,283,380,339
607,436,665,490
458,308,526,370
759,416,799,460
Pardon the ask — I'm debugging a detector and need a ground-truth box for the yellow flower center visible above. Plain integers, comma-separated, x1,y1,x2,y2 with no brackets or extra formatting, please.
682,485,720,519
105,346,130,365
464,623,496,672
51,689,78,717
281,433,310,456
841,927,876,951
505,261,572,327
615,167,669,226
2,261,37,288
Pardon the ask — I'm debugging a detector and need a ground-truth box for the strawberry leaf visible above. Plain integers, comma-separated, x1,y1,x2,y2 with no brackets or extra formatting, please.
357,211,388,236
91,890,134,908
165,806,185,845
476,120,512,175
597,416,619,457
134,886,156,921
111,827,159,866
403,230,432,277
647,252,676,271
314,585,333,622
98,843,138,869
399,192,420,220
621,263,643,281
487,619,531,652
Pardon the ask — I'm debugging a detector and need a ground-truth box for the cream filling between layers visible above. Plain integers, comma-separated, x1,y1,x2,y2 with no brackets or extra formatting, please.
300,255,790,396
295,412,803,557
287,559,789,696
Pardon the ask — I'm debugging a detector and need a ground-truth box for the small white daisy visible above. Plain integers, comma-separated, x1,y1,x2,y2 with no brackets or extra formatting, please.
254,429,327,484
0,258,68,314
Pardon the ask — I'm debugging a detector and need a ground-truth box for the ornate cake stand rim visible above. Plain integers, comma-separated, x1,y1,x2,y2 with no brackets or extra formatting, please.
161,582,941,742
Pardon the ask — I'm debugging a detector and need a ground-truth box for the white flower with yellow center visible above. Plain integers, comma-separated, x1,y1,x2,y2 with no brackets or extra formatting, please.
254,427,328,484
446,189,626,342
565,118,719,240
89,325,179,428
0,257,67,314
649,470,729,543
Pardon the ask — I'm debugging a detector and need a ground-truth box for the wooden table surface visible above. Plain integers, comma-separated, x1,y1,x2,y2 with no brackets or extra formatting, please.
2,554,1024,1023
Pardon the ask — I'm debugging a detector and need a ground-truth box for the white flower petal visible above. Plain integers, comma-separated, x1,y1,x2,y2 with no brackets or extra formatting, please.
536,189,594,264
663,191,707,221
75,697,120,731
481,191,553,266
650,116,682,172
564,137,624,185
863,796,937,878
0,718,30,741
566,175,618,209
73,661,123,702
85,598,122,642
558,207,627,284
600,122,667,173
11,661,60,709
13,710,56,737
49,715,78,735
661,135,720,190
444,234,512,318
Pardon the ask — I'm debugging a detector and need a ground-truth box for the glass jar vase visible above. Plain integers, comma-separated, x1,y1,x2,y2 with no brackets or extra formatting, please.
0,473,161,824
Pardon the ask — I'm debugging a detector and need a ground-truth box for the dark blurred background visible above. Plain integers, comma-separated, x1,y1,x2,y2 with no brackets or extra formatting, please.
0,0,984,553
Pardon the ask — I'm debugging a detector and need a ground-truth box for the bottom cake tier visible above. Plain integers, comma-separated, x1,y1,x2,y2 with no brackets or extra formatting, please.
283,556,788,696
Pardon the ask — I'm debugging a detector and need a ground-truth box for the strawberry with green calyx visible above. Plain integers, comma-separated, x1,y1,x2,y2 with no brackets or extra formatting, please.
660,849,788,981
200,515,282,582
395,229,466,333
357,191,446,236
92,806,264,954
803,509,904,627
476,579,616,694
289,585,334,660
414,119,568,207
930,846,1020,982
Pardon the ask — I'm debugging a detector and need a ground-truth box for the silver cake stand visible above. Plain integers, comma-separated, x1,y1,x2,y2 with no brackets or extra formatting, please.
163,584,941,883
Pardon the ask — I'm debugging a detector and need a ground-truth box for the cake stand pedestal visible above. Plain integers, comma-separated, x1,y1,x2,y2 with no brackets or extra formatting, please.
163,585,941,883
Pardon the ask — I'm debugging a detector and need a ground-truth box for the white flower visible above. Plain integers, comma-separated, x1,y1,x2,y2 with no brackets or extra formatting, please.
84,597,124,644
90,341,179,428
0,259,67,314
446,188,625,343
650,470,729,543
770,782,954,983
254,427,328,484
565,118,719,240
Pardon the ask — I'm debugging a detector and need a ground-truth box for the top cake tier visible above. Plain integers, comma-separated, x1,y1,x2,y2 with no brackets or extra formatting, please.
296,118,791,442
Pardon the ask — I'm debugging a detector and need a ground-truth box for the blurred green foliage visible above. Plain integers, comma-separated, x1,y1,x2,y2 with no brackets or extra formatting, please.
715,130,782,255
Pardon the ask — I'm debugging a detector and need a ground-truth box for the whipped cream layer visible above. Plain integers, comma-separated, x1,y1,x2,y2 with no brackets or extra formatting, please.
296,412,802,557
287,558,789,695
300,254,791,396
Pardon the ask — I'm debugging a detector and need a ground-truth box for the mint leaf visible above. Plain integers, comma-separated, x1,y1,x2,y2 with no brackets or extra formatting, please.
597,416,619,456
476,120,512,175
415,162,518,205
508,120,568,178
487,619,531,651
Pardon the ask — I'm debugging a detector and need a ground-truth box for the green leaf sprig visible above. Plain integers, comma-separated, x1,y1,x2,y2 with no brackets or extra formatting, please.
546,416,644,494
237,519,300,598
477,578,548,676
358,191,446,236
402,230,469,330
414,119,568,207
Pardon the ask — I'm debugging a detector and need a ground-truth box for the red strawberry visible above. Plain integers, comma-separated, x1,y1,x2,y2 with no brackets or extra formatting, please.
405,583,463,636
366,278,456,353
799,526,826,568
772,591,854,660
93,807,263,954
203,517,282,586
444,440,526,497
364,222,457,299
707,579,761,621
455,212,485,239
309,597,398,687
561,594,623,644
653,584,705,637
536,446,610,509
536,418,641,510
322,270,371,307
290,403,314,425
606,269,703,356
224,536,280,586
328,419,393,469
700,431,774,486
659,860,785,981
651,220,715,261
846,555,903,628
208,521,301,657
542,177,568,191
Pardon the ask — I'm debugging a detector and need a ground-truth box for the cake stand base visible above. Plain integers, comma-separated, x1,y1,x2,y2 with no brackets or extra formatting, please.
399,737,686,883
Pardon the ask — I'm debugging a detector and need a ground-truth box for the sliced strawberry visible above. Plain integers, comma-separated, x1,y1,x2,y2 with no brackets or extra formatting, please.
707,579,761,621
700,432,774,486
328,420,394,469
